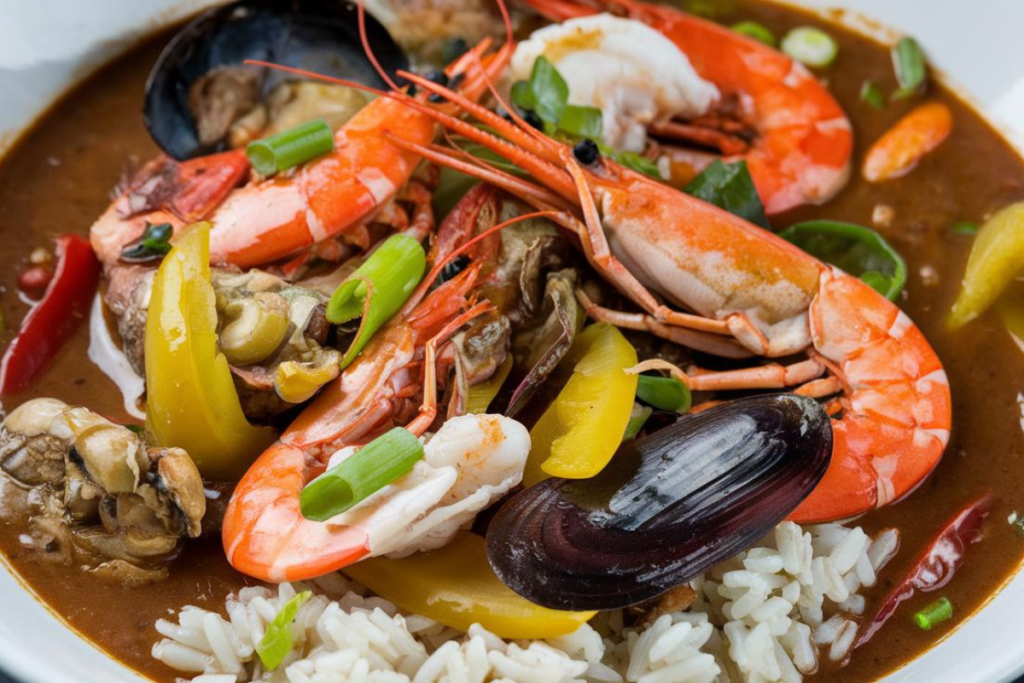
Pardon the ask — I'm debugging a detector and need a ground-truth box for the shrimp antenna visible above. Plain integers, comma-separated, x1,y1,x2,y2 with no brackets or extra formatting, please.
495,0,514,49
358,0,401,92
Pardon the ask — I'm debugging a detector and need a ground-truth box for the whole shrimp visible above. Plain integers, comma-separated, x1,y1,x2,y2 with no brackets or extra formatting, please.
89,5,515,270
365,61,949,524
222,189,559,582
519,0,853,214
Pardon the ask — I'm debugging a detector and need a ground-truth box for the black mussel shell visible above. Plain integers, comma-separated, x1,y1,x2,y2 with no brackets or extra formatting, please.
145,0,408,160
486,394,833,611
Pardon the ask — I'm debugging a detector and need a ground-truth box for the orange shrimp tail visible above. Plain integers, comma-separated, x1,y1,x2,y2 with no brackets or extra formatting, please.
790,270,951,522
521,0,853,214
223,443,370,582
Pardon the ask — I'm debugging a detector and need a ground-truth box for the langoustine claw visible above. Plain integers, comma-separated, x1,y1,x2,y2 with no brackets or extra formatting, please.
0,398,206,582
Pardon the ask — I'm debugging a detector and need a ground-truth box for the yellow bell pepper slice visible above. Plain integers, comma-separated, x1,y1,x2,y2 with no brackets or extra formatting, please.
145,222,277,479
949,202,1024,328
343,532,595,639
464,356,513,414
524,323,638,486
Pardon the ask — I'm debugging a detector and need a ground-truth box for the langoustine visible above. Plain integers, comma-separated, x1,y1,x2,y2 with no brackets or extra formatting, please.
378,59,949,523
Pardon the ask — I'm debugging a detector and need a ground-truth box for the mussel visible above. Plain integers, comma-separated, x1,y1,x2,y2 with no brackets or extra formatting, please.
144,0,408,160
486,394,832,611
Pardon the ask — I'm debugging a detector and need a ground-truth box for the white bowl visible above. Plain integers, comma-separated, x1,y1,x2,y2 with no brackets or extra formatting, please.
0,2,1022,682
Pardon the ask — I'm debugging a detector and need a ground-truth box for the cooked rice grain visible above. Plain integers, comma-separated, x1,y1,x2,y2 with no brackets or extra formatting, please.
154,522,897,683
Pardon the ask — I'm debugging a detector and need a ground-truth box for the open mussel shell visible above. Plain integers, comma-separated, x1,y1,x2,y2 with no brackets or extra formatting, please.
486,394,833,611
145,0,408,160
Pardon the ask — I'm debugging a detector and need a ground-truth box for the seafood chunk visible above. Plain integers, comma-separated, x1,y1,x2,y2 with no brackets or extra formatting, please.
321,414,529,558
0,399,205,580
511,13,719,152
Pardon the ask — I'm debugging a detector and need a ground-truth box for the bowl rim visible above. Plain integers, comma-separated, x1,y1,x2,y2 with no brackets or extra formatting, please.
1,1,1024,682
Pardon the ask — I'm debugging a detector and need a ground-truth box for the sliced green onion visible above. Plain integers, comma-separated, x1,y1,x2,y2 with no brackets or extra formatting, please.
731,21,776,46
684,160,770,230
781,27,839,68
246,118,335,177
328,235,426,369
636,375,691,413
301,428,424,521
780,220,907,301
623,403,653,440
612,150,661,179
256,591,312,670
860,80,885,110
892,36,927,97
1009,510,1024,537
559,104,603,140
913,597,953,631
121,222,173,263
951,221,978,236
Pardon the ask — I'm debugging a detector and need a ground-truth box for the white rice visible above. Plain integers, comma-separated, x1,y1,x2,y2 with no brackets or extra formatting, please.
154,522,898,683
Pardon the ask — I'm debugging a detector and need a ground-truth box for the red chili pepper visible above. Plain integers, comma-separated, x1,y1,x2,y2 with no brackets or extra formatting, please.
0,235,102,395
857,494,992,646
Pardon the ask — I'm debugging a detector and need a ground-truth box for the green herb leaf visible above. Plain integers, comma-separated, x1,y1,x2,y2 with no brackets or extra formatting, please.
781,27,838,68
731,20,776,46
612,150,661,179
120,222,174,263
860,80,885,110
779,220,908,300
301,428,424,521
510,80,537,113
636,375,691,413
247,118,335,177
623,403,653,440
913,596,953,631
892,36,927,95
328,235,426,369
559,104,603,140
256,591,312,670
529,57,569,125
950,221,978,236
124,424,145,434
684,160,770,230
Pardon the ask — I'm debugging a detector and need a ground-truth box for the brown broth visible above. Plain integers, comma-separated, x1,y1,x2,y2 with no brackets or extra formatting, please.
0,3,1023,681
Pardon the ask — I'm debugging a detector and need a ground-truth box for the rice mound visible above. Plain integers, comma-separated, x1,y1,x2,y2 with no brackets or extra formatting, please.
153,522,898,683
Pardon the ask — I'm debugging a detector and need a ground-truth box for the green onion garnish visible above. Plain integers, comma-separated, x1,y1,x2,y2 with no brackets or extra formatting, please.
623,403,653,440
731,21,776,46
121,222,173,263
892,36,927,98
860,80,885,110
256,590,312,670
779,220,907,301
1009,511,1024,537
328,234,426,369
951,221,978,236
914,597,953,631
301,428,424,521
246,118,335,177
781,27,839,68
636,375,691,413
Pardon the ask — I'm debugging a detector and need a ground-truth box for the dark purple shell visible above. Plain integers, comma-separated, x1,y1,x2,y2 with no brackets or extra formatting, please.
486,394,832,611
144,0,407,160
